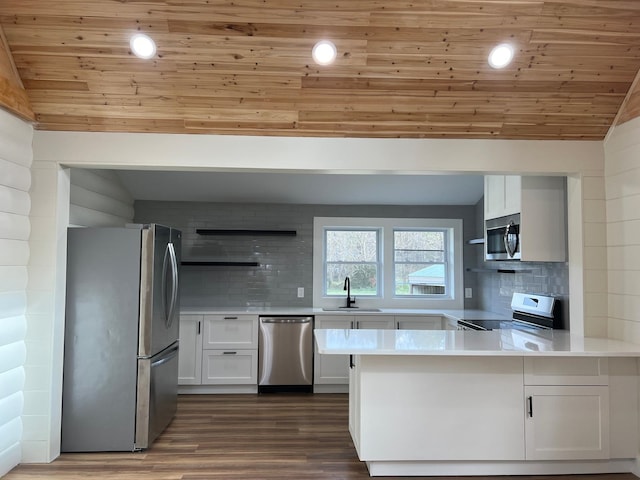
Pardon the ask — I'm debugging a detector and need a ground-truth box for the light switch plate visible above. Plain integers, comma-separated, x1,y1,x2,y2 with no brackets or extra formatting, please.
465,288,473,298
297,287,304,298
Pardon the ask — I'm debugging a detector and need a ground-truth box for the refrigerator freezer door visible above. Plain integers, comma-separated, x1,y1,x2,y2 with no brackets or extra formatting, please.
138,225,181,357
135,342,179,449
62,227,141,452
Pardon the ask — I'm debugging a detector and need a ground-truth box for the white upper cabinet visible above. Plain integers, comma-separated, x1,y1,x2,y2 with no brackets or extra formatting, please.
484,175,521,220
484,175,566,262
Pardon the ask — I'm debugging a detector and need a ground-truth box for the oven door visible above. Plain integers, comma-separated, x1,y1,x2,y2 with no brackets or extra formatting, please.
485,214,521,260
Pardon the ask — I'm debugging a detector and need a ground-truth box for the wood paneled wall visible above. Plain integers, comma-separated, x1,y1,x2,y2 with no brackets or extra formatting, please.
69,169,134,227
0,107,32,476
604,116,640,343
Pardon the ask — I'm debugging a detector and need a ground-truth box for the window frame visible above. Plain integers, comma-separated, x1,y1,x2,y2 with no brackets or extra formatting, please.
313,217,464,309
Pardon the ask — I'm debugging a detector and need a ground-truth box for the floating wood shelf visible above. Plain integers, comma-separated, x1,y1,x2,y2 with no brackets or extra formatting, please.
196,229,297,236
467,238,485,245
466,268,533,274
182,261,260,267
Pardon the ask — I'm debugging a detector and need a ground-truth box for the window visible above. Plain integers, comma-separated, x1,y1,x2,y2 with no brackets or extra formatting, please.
324,229,380,297
394,229,447,296
313,217,463,309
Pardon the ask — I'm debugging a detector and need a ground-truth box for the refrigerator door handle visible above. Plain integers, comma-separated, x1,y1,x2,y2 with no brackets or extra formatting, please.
167,242,178,329
151,345,179,367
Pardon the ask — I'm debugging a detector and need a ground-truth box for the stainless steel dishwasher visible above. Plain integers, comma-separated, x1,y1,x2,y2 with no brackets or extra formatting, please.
258,316,314,393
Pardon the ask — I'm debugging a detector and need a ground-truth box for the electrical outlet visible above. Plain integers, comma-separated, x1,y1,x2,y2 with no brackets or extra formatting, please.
297,287,304,298
465,288,473,299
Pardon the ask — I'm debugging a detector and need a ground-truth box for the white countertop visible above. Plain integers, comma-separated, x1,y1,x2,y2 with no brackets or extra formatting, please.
179,307,511,322
314,328,640,357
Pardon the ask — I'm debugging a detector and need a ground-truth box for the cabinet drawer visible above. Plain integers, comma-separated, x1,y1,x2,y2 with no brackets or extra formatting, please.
203,315,258,349
355,315,396,329
396,315,444,330
524,357,608,386
202,349,258,385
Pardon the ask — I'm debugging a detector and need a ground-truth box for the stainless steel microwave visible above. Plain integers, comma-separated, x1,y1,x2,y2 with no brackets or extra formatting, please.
485,213,520,260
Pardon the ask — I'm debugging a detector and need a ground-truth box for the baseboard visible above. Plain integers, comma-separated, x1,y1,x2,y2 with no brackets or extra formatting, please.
631,455,640,478
178,385,258,394
366,459,636,477
313,384,349,393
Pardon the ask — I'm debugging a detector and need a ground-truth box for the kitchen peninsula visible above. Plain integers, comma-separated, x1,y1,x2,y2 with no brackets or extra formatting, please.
315,328,640,477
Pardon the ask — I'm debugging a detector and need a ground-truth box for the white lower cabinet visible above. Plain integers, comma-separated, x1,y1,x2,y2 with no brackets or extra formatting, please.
523,357,611,460
202,349,258,385
178,313,259,390
178,315,203,385
314,315,353,385
524,385,610,460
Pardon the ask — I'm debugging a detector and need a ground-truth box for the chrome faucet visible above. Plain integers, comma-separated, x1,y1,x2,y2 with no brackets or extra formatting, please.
343,276,356,308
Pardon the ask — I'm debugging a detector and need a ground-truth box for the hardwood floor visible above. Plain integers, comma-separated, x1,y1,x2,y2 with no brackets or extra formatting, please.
5,393,638,480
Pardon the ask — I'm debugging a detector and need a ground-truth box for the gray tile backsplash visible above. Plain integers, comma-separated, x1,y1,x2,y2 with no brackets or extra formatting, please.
470,199,570,326
135,200,569,318
134,201,480,308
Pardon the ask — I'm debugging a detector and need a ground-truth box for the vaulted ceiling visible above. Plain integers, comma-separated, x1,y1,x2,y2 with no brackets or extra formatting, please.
1,1,640,140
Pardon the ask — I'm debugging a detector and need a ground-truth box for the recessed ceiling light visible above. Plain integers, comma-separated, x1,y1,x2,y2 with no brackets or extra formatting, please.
130,33,156,59
312,40,337,66
488,43,514,69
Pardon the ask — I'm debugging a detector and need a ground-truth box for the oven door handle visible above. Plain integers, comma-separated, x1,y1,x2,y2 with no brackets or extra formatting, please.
503,220,519,258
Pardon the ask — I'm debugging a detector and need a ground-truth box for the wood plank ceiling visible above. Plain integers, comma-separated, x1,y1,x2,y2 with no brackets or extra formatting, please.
1,0,640,139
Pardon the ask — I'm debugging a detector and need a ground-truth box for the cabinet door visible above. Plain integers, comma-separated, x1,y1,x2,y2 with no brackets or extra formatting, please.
178,315,203,385
396,315,444,330
524,385,610,460
484,174,521,220
349,354,361,455
355,316,396,329
203,314,258,349
503,175,521,216
484,175,506,220
202,349,258,385
314,316,353,385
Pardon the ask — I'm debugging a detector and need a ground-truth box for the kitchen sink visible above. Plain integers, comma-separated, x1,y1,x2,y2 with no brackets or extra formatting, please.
321,308,382,312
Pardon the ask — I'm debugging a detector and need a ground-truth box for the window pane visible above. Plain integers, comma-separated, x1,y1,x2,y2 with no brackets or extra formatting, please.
326,230,378,262
394,230,445,262
395,263,445,296
394,230,447,296
395,249,444,262
326,263,378,296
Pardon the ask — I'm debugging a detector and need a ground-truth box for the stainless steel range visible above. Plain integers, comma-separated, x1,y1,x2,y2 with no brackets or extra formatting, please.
457,292,561,332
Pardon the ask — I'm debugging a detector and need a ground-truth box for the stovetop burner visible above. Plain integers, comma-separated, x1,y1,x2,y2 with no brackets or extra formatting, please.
458,293,561,332
457,318,547,332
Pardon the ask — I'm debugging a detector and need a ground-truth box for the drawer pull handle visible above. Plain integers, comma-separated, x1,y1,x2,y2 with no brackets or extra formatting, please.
224,316,238,320
223,351,237,355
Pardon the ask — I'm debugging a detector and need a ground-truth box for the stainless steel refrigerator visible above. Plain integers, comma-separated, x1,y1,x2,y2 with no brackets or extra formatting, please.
62,224,181,452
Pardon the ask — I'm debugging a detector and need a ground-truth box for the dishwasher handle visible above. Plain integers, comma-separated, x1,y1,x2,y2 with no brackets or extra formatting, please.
260,317,313,324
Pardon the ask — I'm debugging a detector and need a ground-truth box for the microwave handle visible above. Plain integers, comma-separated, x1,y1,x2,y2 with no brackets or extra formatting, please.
504,220,518,258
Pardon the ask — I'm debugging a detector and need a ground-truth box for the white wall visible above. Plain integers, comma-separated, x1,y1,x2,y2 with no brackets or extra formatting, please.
604,117,640,343
0,108,32,476
24,131,607,464
69,168,134,227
